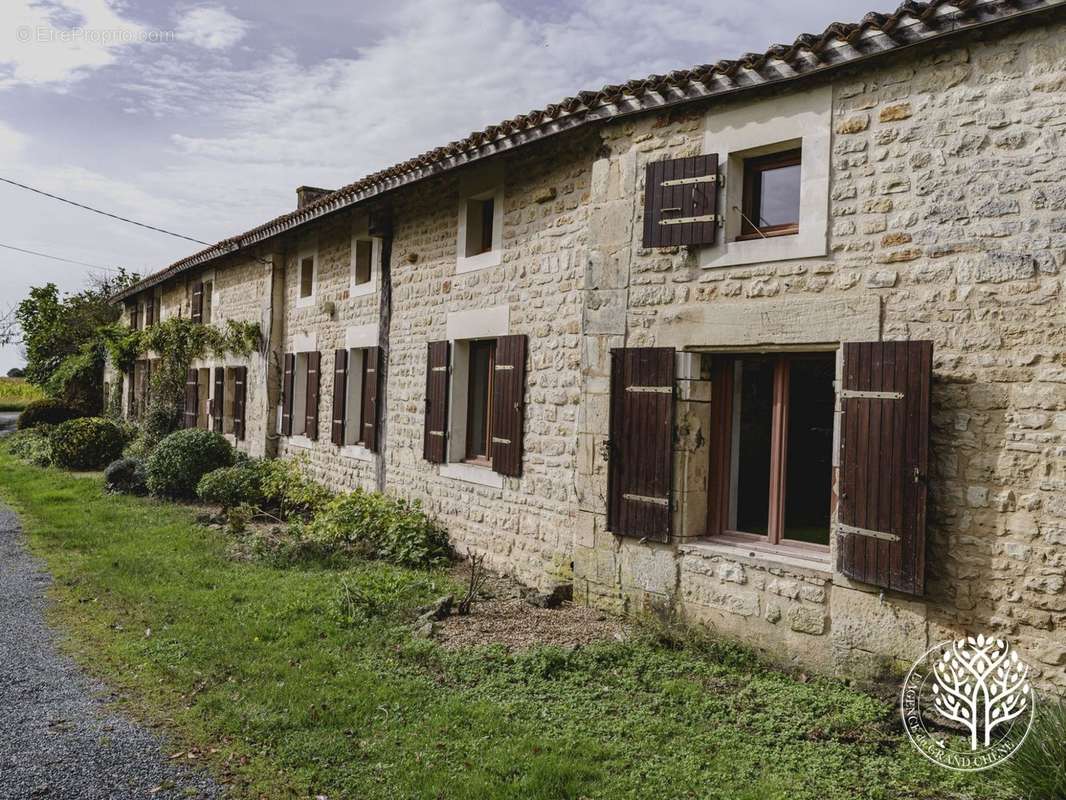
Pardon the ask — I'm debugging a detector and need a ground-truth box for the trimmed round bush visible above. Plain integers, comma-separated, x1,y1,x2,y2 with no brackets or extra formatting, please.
146,428,234,498
17,398,85,430
49,417,125,470
104,457,147,495
197,462,265,510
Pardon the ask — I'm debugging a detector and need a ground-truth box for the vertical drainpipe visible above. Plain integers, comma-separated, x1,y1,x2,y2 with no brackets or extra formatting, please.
372,208,393,493
262,247,287,459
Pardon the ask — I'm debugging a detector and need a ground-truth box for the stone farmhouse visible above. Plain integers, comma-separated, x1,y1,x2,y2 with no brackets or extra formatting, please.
111,0,1066,690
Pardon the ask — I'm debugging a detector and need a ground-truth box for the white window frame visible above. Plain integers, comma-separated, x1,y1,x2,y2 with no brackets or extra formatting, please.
296,246,318,309
699,85,831,270
292,352,309,437
456,166,504,274
349,235,380,298
438,305,509,488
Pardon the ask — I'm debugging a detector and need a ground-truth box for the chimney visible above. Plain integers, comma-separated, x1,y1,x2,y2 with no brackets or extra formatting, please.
296,186,334,210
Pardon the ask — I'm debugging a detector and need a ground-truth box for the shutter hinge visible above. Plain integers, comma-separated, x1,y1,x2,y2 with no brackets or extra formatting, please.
839,389,903,400
623,493,670,508
836,522,900,543
660,175,718,187
659,214,720,226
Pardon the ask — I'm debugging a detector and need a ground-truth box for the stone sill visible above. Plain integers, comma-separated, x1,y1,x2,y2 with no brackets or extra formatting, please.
339,444,375,462
680,538,832,582
439,461,503,488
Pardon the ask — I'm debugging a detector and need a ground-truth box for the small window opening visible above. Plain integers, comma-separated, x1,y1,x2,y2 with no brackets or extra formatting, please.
465,195,495,257
299,257,315,299
353,240,373,286
202,281,214,324
738,148,801,240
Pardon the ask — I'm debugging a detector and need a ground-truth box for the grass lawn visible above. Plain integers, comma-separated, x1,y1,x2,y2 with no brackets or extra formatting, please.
0,450,1015,800
0,377,45,411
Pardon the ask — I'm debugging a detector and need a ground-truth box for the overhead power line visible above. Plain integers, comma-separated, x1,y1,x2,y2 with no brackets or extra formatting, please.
0,176,211,246
0,241,124,273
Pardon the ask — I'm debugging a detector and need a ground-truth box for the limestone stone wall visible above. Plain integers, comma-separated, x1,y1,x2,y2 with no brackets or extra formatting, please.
575,21,1066,690
380,132,596,588
276,213,382,492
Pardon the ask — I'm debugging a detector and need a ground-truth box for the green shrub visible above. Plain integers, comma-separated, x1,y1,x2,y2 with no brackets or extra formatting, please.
259,456,333,518
1001,695,1066,800
146,428,234,498
104,457,147,495
16,398,85,430
6,426,53,466
49,417,125,470
299,489,450,568
197,462,266,510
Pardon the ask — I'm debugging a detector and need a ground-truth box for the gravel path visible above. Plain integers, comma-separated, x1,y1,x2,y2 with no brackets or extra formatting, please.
0,504,223,800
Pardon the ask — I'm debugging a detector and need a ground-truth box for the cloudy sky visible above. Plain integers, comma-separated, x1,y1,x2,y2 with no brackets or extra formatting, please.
0,0,878,373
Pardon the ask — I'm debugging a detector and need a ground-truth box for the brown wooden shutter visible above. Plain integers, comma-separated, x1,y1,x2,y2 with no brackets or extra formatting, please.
305,351,321,440
212,366,224,433
490,334,527,477
606,347,675,541
144,296,154,327
331,349,348,446
183,369,198,429
129,305,140,331
362,346,382,453
191,281,204,323
838,340,932,596
281,353,295,436
423,341,449,463
642,155,719,248
233,366,247,441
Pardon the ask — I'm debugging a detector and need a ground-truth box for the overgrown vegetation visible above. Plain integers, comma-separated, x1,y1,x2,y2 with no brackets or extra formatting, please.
0,449,1015,800
0,377,45,412
1000,695,1066,800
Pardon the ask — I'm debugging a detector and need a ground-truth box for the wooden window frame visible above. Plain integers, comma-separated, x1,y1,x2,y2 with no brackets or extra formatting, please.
708,352,831,555
464,339,496,466
737,148,802,241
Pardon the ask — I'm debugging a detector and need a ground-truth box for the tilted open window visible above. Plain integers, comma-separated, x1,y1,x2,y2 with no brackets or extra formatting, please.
738,148,802,240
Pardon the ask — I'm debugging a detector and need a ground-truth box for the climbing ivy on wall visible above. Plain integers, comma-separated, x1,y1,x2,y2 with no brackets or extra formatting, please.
104,317,261,436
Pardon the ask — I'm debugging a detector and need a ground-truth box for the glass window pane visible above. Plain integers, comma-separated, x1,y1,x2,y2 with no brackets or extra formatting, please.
466,341,495,459
783,355,835,545
758,163,801,227
300,258,314,297
731,356,774,535
354,240,372,285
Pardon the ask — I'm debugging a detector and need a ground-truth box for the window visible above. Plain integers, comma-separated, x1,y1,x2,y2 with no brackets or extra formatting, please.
710,351,835,550
292,353,309,435
456,179,503,273
464,339,496,463
352,239,373,287
223,369,237,434
197,367,212,429
299,256,315,300
464,194,494,257
738,148,801,240
202,281,213,323
344,349,367,445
